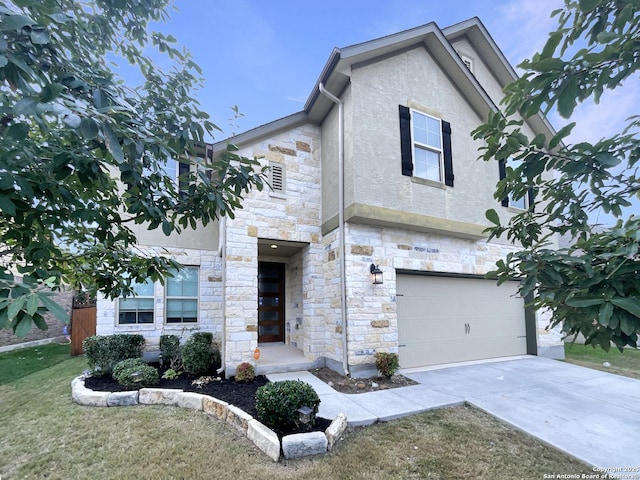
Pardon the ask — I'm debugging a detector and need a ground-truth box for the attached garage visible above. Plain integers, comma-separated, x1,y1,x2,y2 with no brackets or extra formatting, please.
396,273,530,369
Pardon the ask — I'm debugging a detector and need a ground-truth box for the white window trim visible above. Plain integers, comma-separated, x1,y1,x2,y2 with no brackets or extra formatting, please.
410,108,444,183
165,266,200,325
116,280,156,327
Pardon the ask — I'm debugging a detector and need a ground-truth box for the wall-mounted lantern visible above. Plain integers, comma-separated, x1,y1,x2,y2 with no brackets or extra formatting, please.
370,264,383,285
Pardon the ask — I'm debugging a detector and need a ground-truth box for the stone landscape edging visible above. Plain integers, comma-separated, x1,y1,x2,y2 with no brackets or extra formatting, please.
71,375,348,461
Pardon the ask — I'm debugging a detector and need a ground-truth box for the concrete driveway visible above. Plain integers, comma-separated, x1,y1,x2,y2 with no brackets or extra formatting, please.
270,356,640,469
403,356,640,469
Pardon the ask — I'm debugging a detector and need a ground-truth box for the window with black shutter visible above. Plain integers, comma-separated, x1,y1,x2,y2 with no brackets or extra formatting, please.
499,158,534,210
399,105,454,187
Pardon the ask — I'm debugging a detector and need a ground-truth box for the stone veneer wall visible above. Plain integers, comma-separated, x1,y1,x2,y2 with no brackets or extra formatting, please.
96,246,223,352
223,125,324,372
341,223,564,372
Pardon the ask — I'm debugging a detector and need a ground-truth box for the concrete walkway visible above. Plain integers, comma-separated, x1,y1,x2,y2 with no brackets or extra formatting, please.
267,356,640,469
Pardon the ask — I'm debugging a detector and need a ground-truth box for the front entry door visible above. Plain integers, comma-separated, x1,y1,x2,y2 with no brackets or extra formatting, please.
258,262,285,342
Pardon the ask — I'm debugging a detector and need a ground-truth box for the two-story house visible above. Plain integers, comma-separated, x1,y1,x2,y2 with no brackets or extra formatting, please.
96,17,564,377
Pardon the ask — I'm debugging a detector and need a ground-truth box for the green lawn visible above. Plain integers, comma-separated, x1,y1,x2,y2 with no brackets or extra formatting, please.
0,346,591,479
0,342,71,385
564,342,640,380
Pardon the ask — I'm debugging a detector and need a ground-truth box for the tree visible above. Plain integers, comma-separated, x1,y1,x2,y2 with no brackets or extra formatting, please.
0,0,265,336
473,0,640,351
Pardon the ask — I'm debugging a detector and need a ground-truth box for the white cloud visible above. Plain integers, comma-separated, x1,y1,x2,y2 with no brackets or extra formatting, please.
490,0,565,66
558,83,640,145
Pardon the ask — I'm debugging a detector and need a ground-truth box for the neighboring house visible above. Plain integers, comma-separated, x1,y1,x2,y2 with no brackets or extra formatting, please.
96,17,564,377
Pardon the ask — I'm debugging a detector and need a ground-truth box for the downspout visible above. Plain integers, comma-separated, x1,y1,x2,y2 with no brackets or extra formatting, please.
318,83,349,377
217,215,227,374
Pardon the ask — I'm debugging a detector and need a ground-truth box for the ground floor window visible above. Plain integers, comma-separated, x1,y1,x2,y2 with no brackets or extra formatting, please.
166,266,199,323
118,279,155,324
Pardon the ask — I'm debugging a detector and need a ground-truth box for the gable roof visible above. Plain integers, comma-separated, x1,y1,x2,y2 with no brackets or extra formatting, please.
213,16,555,150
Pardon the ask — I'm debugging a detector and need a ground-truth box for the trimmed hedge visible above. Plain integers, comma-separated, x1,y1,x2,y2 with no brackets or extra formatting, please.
83,334,145,376
255,380,320,431
182,335,211,375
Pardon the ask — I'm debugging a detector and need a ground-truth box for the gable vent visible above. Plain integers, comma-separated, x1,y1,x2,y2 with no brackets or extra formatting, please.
270,162,286,197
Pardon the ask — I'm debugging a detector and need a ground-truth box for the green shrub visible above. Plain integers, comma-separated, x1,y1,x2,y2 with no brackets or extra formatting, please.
159,335,181,368
109,334,145,362
113,361,159,389
83,334,145,376
191,332,213,346
374,352,400,378
182,335,212,375
112,358,147,379
161,368,181,380
235,362,255,383
83,336,111,376
255,380,320,431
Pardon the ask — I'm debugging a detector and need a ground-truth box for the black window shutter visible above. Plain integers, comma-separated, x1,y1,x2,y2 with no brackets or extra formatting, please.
498,159,509,207
399,105,413,176
528,187,535,212
442,120,454,187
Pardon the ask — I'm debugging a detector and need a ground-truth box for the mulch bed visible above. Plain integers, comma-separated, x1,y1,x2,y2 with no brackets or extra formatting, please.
84,369,331,437
310,367,418,394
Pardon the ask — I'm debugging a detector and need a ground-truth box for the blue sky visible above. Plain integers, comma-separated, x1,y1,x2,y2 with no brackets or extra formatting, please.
139,0,639,224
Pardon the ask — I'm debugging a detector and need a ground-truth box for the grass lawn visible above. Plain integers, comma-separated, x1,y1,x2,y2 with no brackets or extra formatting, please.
0,342,71,385
0,347,590,479
564,343,640,380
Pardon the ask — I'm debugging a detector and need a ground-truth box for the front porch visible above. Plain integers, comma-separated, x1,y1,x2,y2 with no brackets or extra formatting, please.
254,342,323,375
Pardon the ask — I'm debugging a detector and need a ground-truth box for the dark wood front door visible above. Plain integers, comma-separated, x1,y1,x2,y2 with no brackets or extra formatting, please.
258,262,285,343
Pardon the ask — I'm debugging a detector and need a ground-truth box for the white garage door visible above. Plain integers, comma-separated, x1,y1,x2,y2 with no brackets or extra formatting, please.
396,274,527,368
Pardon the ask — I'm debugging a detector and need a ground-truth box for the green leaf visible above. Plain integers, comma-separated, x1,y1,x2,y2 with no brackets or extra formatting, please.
565,297,604,307
80,117,99,140
102,123,124,163
12,97,38,116
611,297,640,318
0,54,7,67
162,220,172,236
598,302,613,326
541,31,563,58
7,296,26,321
557,78,578,118
578,0,599,11
619,316,635,336
7,122,29,140
93,88,108,109
0,196,17,216
32,313,48,330
485,209,501,226
549,123,575,149
38,294,69,322
14,316,33,337
39,83,67,102
1,14,35,31
26,293,38,316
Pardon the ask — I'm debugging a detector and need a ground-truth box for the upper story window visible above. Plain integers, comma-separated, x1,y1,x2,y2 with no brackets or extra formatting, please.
166,266,199,324
499,158,533,210
411,110,443,182
399,105,454,187
162,159,191,196
118,279,154,325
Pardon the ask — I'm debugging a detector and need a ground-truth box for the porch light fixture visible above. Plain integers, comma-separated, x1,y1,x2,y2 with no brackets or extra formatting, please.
370,264,383,285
